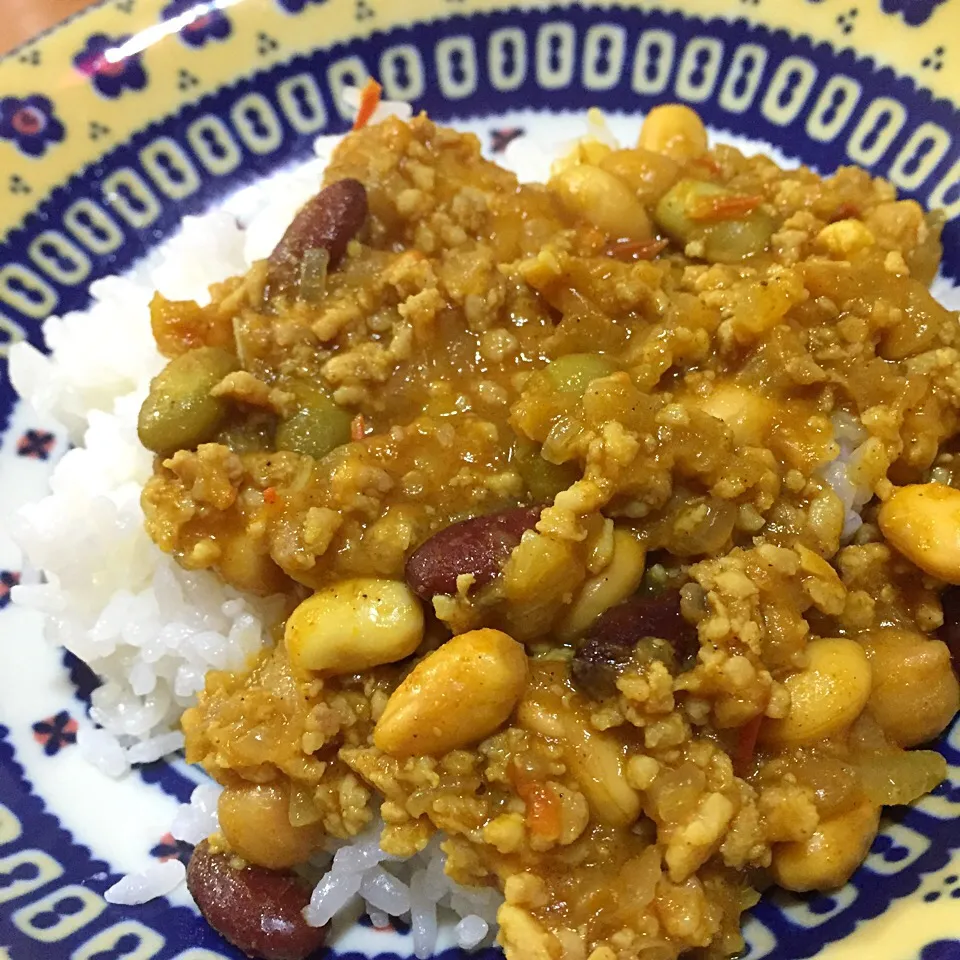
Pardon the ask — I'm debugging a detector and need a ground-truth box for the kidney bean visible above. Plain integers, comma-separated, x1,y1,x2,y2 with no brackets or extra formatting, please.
405,506,542,600
571,592,698,699
939,585,960,674
267,178,368,294
186,840,326,960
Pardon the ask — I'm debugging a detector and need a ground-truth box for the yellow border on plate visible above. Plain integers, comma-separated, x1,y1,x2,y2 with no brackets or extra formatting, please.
0,0,957,236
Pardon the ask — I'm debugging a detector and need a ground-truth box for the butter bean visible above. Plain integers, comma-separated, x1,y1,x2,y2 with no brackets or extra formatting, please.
138,347,237,455
878,483,960,583
218,781,325,870
760,638,872,748
285,578,423,675
374,628,528,757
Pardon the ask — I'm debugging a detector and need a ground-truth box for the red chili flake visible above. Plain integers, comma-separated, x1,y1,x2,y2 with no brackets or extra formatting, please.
350,414,366,442
688,193,763,222
734,713,764,777
352,78,383,131
263,486,277,504
605,237,669,261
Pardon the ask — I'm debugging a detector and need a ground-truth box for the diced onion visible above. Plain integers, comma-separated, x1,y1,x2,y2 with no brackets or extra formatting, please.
859,748,946,806
297,247,330,302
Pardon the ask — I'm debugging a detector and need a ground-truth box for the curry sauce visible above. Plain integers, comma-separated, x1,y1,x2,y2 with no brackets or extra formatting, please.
139,108,960,960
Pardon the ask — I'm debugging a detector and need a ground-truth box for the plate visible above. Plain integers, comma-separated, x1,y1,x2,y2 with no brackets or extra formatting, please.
1,1,960,958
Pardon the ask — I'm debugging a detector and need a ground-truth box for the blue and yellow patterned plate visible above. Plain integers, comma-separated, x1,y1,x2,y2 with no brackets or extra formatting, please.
2,1,960,958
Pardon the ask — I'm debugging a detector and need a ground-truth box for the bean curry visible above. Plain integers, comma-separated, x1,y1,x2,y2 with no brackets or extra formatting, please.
138,104,960,960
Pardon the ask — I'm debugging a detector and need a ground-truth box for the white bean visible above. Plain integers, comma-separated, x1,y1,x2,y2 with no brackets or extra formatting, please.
374,629,528,757
285,578,423,675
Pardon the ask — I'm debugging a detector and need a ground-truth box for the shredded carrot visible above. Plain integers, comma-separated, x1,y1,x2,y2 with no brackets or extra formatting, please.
688,193,763,222
263,486,277,505
352,78,383,131
605,237,669,261
516,780,562,841
734,714,764,777
508,761,562,841
350,413,367,442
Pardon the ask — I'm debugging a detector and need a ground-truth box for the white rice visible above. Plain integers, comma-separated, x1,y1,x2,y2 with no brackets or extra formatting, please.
821,411,873,541
305,819,500,954
11,98,955,951
7,207,276,777
105,858,187,905
170,782,223,845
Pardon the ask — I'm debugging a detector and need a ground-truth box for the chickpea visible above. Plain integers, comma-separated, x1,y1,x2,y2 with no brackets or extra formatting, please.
859,628,960,747
760,638,872,748
878,483,960,584
138,347,237,455
285,578,424,675
559,529,647,638
217,530,290,596
694,382,773,447
549,164,653,240
637,104,708,161
771,798,880,892
374,628,528,757
218,780,325,870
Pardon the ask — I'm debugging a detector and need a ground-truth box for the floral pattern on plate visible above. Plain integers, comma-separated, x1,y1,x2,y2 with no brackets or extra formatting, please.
0,95,64,157
73,33,148,98
162,0,232,47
